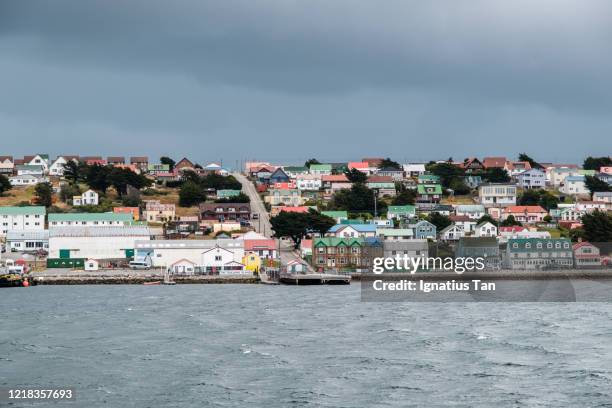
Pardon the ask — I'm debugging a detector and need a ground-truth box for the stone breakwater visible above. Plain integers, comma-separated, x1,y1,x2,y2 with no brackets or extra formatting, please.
32,275,259,285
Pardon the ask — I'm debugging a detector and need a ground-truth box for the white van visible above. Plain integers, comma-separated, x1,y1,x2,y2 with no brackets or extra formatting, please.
129,258,152,270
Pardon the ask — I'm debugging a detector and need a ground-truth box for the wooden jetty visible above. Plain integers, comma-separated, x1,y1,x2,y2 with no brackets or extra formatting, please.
278,271,351,285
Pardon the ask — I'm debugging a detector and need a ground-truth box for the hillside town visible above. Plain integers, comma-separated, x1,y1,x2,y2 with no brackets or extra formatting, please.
1,153,611,280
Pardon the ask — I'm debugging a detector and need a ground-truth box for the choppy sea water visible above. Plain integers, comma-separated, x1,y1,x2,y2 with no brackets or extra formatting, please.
2,285,612,408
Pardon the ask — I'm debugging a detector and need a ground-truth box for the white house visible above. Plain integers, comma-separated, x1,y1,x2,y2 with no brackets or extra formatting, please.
16,165,44,177
549,167,580,187
439,224,464,241
593,192,612,203
474,221,498,238
560,176,589,196
295,174,322,191
9,175,47,186
478,183,517,207
25,154,49,173
327,224,377,238
73,190,99,206
517,168,546,189
84,259,100,271
0,206,46,236
0,156,14,175
6,230,49,252
455,204,485,220
402,164,426,177
134,239,246,275
49,156,77,176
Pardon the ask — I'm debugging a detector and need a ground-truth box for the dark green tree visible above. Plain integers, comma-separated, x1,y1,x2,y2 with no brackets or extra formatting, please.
179,181,207,207
160,156,176,171
328,183,382,214
583,156,612,171
344,168,368,183
426,162,465,188
518,153,543,169
270,211,310,249
449,178,471,195
392,185,416,205
306,209,336,236
482,167,510,183
304,158,320,168
585,175,612,195
378,158,401,170
581,210,612,242
215,192,250,203
59,184,81,202
84,164,111,192
34,182,54,207
477,214,498,226
0,174,11,195
62,160,83,184
427,212,452,231
500,215,522,227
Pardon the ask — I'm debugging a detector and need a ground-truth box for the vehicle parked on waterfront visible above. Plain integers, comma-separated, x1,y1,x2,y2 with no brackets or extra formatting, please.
129,259,152,270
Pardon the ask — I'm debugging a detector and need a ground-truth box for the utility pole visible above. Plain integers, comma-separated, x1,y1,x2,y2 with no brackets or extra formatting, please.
373,189,378,218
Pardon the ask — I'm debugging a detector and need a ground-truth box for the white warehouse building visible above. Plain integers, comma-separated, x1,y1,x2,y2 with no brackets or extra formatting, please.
134,239,247,275
48,226,151,260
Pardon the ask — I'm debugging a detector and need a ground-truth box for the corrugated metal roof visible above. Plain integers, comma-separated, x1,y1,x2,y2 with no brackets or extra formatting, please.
49,226,151,237
48,212,133,222
6,229,49,240
0,206,46,215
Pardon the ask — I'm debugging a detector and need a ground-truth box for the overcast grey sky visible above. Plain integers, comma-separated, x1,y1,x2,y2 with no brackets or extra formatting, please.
1,0,611,165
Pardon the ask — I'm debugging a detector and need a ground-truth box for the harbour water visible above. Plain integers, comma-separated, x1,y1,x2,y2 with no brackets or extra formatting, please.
2,285,612,407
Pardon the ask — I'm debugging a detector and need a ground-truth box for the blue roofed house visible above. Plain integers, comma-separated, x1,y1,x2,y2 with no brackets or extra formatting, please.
327,223,377,238
269,167,290,184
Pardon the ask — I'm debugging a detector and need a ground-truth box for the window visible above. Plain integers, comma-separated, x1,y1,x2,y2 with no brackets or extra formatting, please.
215,256,222,261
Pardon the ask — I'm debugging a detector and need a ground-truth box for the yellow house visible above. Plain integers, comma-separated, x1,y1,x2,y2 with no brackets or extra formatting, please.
242,252,261,273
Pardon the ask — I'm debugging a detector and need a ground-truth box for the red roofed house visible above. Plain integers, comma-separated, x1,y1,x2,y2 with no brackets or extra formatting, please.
504,161,532,177
482,157,507,169
348,162,371,174
270,206,310,217
499,226,526,233
501,206,547,224
461,157,484,173
573,242,601,268
82,156,107,166
244,239,278,259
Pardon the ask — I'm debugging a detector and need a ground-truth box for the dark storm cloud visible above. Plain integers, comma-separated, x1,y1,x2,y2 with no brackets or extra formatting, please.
0,0,611,162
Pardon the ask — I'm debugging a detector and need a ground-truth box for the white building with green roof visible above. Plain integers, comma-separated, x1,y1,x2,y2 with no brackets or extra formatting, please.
48,212,133,227
386,205,416,220
0,206,46,236
309,164,332,176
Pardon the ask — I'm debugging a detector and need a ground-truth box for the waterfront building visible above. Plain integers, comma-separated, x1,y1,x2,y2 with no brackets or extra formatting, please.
0,206,46,236
48,212,133,227
504,238,573,270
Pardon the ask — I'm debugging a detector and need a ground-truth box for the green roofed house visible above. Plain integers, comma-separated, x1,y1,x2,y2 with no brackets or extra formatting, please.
48,212,133,227
386,205,416,220
0,206,46,236
417,184,443,203
217,189,242,199
321,211,348,223
418,174,441,184
309,164,332,176
147,163,170,174
504,238,573,270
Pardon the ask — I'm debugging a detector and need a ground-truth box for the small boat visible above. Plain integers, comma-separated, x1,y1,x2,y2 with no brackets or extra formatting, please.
143,281,161,286
162,269,176,285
